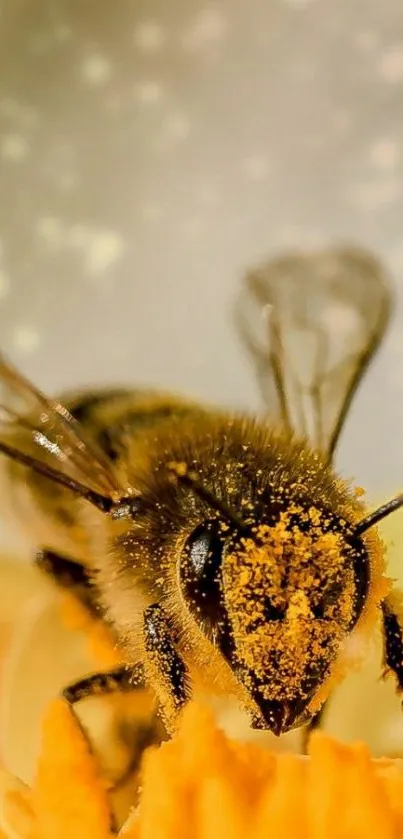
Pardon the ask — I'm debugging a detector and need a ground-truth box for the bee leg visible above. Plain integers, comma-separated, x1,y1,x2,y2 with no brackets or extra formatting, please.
302,701,329,753
62,663,142,704
143,603,189,731
36,549,100,619
62,664,167,779
60,665,145,835
111,715,167,791
381,597,403,690
63,664,166,808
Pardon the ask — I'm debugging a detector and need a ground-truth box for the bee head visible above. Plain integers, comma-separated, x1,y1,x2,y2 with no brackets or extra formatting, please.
180,505,369,736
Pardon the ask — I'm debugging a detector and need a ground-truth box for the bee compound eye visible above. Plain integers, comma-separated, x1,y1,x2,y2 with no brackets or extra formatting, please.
180,519,227,625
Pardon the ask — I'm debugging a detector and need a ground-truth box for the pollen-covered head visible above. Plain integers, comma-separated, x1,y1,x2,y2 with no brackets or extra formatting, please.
179,499,376,737
221,508,366,734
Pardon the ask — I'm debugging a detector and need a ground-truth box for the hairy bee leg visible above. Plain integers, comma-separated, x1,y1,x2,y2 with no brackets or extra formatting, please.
62,664,142,704
38,555,160,796
62,662,164,805
39,554,159,784
112,716,167,791
143,603,189,731
61,666,141,836
381,598,403,689
36,549,100,619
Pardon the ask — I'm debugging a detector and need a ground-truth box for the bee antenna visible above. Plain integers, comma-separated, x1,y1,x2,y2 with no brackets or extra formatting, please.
169,464,247,530
355,492,403,535
0,439,117,513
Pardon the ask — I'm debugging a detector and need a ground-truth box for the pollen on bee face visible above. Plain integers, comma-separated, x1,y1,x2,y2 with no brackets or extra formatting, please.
222,506,357,703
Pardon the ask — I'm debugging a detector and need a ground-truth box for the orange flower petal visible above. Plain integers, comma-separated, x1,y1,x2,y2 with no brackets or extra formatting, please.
4,700,403,838
33,699,112,839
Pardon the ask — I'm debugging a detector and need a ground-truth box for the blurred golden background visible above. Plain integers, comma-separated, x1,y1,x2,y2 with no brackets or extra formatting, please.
1,0,403,510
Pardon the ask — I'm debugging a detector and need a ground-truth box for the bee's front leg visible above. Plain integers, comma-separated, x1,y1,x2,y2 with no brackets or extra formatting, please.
143,603,190,733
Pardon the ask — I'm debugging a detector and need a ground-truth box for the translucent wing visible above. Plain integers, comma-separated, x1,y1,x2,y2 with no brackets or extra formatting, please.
235,246,393,459
0,355,127,509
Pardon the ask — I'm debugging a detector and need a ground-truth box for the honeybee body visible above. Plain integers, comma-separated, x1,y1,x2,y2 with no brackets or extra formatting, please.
3,386,385,730
0,246,401,746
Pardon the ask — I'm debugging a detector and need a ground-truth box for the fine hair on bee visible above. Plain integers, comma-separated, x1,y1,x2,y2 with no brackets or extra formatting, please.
1,244,403,820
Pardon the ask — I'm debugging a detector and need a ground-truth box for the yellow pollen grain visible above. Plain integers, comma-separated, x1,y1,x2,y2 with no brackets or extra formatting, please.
167,461,188,477
288,590,312,621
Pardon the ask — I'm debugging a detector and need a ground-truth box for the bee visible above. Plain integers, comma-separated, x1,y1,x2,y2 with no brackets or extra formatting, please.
0,245,402,760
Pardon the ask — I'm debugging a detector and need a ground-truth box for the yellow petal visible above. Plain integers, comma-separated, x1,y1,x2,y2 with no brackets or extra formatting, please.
0,767,34,839
33,699,112,839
